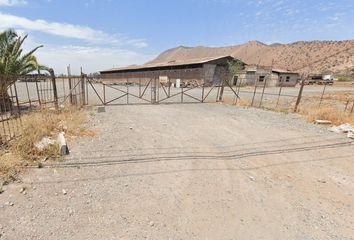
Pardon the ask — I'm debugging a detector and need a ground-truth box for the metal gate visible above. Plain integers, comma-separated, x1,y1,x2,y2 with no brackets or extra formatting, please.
84,71,239,106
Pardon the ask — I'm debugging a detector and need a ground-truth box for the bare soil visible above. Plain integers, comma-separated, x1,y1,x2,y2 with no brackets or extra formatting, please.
0,104,353,240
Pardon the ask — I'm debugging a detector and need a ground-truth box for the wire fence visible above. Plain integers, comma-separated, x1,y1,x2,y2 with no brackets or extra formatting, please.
0,72,85,146
223,73,354,116
1,68,353,145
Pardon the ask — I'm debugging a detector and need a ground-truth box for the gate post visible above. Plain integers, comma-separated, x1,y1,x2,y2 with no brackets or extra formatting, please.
151,77,157,104
81,73,86,106
67,65,73,105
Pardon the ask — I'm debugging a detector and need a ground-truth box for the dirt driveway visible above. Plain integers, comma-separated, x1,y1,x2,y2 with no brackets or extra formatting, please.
1,103,354,240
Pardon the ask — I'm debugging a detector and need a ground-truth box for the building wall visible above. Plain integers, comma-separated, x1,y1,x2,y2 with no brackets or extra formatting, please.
100,67,204,85
277,73,299,87
100,63,230,87
234,69,299,87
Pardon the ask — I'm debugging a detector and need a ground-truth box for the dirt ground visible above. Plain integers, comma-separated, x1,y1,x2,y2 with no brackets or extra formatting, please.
1,103,354,240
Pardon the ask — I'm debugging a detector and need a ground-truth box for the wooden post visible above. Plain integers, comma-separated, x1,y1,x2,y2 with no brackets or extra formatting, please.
35,75,42,106
294,78,305,112
259,74,268,108
218,74,225,102
251,78,258,106
80,67,85,106
49,69,59,110
67,65,73,105
319,83,327,107
344,99,350,112
13,82,21,116
276,82,283,108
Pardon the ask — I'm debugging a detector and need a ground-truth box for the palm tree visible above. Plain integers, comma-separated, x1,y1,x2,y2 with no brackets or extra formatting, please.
0,29,48,110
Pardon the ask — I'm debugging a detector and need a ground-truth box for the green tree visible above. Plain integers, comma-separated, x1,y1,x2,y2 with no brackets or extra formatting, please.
0,29,48,109
227,59,245,78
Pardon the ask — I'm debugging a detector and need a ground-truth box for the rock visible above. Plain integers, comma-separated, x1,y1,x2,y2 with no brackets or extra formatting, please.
20,187,26,193
34,137,55,151
62,189,67,195
317,179,326,183
249,176,256,181
329,126,342,133
330,123,354,133
68,208,74,216
5,202,14,206
347,132,354,139
149,221,155,227
315,120,332,125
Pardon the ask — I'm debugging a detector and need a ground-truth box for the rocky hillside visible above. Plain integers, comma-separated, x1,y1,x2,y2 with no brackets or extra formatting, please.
147,40,354,75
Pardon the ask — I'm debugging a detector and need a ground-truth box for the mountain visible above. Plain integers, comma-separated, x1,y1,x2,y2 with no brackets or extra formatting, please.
147,40,354,75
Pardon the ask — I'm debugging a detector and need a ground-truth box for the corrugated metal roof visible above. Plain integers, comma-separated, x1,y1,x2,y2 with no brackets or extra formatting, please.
271,68,299,74
100,55,236,73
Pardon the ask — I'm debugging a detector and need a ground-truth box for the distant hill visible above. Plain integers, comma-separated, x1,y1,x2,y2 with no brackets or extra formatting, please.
147,40,354,75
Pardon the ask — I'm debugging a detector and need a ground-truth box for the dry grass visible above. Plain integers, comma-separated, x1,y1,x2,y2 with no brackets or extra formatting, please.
222,96,251,107
299,105,354,125
0,107,93,183
222,93,354,126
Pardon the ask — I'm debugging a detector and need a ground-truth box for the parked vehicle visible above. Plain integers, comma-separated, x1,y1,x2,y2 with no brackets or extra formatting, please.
319,75,334,85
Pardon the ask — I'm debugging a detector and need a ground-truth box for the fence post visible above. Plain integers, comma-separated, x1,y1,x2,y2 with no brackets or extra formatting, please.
67,65,73,105
294,78,305,112
276,81,283,109
344,99,349,112
13,82,21,117
251,78,258,106
259,75,268,108
80,67,86,106
49,69,59,110
319,83,327,108
35,77,42,106
218,77,225,102
81,73,86,106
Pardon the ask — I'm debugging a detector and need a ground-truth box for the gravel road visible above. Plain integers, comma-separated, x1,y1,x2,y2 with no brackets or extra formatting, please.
1,103,354,239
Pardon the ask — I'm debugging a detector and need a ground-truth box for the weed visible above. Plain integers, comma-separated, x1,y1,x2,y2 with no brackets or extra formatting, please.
0,107,93,183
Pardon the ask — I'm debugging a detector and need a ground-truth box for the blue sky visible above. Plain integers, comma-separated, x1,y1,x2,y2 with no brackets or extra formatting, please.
1,0,354,74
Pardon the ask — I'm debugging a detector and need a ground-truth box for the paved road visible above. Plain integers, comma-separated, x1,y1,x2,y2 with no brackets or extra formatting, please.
1,104,354,239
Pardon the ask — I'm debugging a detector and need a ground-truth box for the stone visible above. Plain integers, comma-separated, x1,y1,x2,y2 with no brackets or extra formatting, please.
62,189,67,195
69,208,74,216
149,221,155,227
315,120,332,125
317,179,326,184
34,137,55,151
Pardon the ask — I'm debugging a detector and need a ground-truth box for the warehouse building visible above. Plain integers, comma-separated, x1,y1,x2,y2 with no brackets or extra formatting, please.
100,56,245,87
